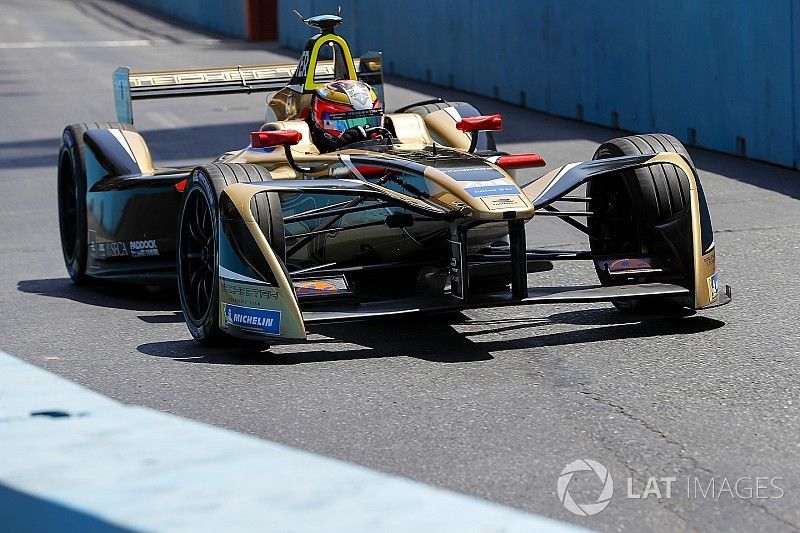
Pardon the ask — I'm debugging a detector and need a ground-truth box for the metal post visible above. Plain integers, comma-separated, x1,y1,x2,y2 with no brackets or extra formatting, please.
509,219,528,298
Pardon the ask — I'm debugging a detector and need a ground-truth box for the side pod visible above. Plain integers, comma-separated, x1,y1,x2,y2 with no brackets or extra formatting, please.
217,187,306,340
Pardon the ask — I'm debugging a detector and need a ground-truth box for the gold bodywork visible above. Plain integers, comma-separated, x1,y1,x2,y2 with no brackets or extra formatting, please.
224,147,534,221
420,108,473,149
420,165,533,220
646,152,718,309
220,119,534,222
119,130,154,175
219,183,307,339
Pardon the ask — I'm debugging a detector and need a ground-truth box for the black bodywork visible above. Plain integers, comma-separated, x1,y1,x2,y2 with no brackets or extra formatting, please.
82,128,187,284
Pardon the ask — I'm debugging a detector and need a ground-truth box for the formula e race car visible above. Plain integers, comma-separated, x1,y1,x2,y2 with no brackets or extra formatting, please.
57,13,730,346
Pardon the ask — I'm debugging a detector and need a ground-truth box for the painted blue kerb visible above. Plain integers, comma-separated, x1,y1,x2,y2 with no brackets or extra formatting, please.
0,350,586,532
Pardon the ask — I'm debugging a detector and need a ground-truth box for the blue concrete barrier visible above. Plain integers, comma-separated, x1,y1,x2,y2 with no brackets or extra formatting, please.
0,351,584,532
279,0,800,170
122,0,246,38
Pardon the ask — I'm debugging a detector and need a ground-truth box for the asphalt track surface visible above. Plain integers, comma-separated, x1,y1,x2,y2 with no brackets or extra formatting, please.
1,1,799,531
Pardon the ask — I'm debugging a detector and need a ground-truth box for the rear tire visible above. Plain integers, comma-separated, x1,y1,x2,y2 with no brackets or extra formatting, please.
588,133,694,314
177,163,283,346
58,122,137,285
402,100,497,151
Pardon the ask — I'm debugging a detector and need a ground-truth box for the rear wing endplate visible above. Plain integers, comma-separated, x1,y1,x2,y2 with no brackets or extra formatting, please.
113,53,383,124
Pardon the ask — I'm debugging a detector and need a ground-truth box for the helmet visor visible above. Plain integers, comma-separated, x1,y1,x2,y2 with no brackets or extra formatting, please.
324,108,383,134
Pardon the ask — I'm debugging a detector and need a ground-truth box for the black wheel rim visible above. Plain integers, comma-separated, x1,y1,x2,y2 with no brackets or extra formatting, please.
179,187,215,323
58,154,78,264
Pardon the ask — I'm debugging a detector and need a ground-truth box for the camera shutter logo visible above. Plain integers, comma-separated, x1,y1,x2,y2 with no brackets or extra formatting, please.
557,459,614,516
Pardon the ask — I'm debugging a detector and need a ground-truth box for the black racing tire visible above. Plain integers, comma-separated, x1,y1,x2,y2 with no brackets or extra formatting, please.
58,122,137,285
177,163,283,346
588,133,694,314
402,100,497,151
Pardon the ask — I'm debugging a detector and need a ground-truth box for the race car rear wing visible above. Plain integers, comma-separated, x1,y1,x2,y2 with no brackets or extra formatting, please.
113,53,383,124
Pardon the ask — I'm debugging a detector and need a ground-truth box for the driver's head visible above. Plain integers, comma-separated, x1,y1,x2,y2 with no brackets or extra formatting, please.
310,80,382,140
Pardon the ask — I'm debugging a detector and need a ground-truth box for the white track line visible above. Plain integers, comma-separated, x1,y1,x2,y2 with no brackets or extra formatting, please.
0,39,221,49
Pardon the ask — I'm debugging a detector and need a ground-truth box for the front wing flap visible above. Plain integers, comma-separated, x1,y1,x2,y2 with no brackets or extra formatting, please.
301,282,691,324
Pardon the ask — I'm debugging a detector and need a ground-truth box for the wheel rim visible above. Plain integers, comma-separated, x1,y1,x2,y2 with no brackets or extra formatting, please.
58,153,79,264
179,187,215,323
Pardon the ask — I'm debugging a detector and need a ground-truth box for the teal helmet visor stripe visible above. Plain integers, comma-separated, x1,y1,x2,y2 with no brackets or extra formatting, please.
324,109,382,132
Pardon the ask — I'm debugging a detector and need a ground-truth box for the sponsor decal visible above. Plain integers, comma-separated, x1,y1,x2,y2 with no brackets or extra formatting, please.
465,184,520,197
129,239,159,257
487,197,517,205
481,195,527,210
449,239,465,299
89,241,128,259
221,278,280,307
224,304,281,335
89,239,159,259
707,272,719,300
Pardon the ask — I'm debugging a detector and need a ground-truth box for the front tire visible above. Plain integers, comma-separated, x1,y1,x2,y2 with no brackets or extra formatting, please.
177,163,282,346
588,133,694,314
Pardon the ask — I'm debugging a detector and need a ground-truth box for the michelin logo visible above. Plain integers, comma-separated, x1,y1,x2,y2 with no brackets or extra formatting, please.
224,304,281,335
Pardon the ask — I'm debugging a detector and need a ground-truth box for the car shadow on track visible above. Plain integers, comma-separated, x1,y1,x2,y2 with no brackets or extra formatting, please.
135,309,724,366
17,278,179,313
136,314,495,365
457,313,724,352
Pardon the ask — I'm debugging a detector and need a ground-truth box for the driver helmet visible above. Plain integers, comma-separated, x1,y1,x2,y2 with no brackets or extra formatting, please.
310,80,382,139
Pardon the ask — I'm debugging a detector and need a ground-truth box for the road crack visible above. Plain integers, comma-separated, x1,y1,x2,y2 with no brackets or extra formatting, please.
578,386,799,530
578,386,712,476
